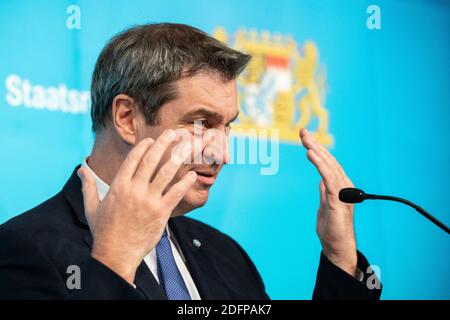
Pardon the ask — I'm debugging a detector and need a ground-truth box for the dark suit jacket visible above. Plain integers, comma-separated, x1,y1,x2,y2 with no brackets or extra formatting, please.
0,166,381,300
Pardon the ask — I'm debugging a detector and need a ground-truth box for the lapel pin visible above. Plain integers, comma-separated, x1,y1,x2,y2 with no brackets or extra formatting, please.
192,239,202,248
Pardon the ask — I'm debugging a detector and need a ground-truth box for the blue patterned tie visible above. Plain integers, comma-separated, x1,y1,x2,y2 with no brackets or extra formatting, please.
156,230,191,300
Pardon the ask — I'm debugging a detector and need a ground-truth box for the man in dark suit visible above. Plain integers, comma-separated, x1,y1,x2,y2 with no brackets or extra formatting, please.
0,23,381,300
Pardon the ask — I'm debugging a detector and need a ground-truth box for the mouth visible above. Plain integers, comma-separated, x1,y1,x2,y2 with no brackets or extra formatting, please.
193,170,218,186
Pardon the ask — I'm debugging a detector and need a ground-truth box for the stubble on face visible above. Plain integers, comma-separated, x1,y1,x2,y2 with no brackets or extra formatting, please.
138,72,239,215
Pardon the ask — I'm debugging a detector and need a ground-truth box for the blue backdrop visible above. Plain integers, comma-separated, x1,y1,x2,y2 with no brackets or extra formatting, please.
0,0,449,299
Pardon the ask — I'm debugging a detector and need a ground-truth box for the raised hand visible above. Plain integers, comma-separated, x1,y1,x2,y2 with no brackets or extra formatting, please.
77,129,198,284
299,128,358,277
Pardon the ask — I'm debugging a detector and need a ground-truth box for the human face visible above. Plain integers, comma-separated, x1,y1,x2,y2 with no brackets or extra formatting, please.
140,72,239,215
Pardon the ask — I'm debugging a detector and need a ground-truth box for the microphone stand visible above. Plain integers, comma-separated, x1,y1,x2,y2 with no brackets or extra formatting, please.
339,188,450,234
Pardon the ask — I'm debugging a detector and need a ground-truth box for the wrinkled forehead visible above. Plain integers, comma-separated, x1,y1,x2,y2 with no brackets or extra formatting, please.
167,72,238,121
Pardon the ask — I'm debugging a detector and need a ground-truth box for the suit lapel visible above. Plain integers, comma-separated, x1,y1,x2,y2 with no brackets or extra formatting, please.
82,233,166,299
134,260,167,300
62,165,89,227
169,217,231,299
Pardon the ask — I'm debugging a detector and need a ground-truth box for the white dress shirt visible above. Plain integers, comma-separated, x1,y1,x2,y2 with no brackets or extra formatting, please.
81,158,201,300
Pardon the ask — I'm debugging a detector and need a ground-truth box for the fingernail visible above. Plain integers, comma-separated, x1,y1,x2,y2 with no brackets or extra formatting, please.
188,171,197,180
77,169,83,180
164,129,176,140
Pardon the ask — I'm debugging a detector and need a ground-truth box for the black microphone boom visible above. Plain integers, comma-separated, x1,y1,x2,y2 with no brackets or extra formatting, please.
339,188,449,234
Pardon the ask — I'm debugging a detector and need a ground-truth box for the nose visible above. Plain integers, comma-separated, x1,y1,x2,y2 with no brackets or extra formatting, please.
203,129,230,165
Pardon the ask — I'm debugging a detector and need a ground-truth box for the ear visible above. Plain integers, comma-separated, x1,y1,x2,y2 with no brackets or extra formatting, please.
111,94,143,145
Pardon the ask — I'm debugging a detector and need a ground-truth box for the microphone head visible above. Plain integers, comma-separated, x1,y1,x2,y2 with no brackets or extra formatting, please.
339,188,366,203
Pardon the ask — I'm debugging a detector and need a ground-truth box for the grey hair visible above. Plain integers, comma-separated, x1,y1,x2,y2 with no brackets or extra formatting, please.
90,23,251,132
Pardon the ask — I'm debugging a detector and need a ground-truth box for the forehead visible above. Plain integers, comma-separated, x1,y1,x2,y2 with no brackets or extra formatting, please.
162,72,238,120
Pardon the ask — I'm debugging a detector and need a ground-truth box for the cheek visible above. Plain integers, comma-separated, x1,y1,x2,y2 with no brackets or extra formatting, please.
151,149,176,181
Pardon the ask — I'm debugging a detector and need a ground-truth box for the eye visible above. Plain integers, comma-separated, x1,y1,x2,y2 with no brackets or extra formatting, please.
192,119,208,135
197,119,208,128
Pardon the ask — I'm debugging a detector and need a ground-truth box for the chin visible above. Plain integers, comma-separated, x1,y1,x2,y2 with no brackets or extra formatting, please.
185,187,210,208
171,186,210,217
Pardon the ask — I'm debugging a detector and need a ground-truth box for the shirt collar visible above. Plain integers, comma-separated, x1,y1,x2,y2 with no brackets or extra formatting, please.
81,157,109,201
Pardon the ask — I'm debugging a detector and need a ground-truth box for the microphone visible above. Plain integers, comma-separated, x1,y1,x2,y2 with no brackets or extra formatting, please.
339,188,450,234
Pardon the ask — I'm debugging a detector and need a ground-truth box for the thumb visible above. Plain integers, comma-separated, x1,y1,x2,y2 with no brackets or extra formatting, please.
77,168,100,230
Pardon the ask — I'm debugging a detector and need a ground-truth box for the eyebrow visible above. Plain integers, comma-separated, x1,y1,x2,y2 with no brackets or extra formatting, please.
227,111,240,125
180,108,239,125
